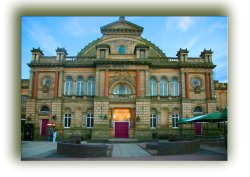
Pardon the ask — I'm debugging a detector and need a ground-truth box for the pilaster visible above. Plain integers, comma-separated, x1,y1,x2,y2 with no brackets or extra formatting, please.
185,72,190,99
104,69,109,97
136,70,141,97
205,72,211,99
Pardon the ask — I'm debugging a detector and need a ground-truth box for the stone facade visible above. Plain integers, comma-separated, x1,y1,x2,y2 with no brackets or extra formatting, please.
21,17,227,140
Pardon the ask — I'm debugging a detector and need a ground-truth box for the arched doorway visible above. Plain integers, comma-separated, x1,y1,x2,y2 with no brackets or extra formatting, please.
193,106,204,135
39,105,51,137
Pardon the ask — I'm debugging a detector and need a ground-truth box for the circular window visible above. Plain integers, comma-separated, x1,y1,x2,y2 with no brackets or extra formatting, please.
191,77,202,88
117,45,125,54
42,76,53,87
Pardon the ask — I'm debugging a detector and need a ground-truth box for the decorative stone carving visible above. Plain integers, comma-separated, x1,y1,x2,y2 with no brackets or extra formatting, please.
109,71,135,86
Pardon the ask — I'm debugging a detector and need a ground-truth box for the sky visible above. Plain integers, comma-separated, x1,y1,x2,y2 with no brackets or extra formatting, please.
21,16,228,82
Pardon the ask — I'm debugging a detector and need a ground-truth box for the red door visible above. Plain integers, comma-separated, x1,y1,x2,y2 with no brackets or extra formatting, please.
115,122,129,138
194,123,202,135
41,119,49,136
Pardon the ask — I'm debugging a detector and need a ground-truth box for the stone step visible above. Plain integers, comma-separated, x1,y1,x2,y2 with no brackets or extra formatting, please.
108,138,138,144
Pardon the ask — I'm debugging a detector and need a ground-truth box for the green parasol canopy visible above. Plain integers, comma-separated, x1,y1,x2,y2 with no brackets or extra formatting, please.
178,109,227,124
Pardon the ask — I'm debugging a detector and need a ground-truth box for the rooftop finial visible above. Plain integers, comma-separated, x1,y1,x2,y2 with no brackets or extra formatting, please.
119,16,125,21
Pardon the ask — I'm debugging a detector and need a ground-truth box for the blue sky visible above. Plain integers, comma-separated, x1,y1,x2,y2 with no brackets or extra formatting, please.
21,16,228,82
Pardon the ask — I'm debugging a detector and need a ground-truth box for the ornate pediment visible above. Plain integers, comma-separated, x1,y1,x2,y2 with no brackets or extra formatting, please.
100,16,143,36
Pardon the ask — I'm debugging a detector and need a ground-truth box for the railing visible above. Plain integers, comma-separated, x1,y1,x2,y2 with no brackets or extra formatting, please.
109,94,136,99
147,95,181,101
63,56,181,64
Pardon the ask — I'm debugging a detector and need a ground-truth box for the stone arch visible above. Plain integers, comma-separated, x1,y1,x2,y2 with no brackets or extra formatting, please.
192,105,205,115
38,104,51,115
160,75,169,81
64,75,75,81
64,107,72,113
109,81,136,95
151,108,158,114
149,75,158,81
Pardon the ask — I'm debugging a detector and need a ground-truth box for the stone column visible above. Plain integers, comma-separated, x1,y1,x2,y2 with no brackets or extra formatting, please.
205,73,211,99
210,72,215,98
33,71,38,98
95,70,100,97
58,70,63,97
28,71,34,97
145,70,149,96
168,79,171,96
157,78,160,100
181,72,185,98
84,78,87,99
54,71,59,97
104,69,109,97
185,72,190,99
136,70,141,97
72,80,76,99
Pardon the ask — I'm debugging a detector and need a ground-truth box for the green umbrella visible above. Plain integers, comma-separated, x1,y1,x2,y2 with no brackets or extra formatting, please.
220,107,228,119
178,111,226,124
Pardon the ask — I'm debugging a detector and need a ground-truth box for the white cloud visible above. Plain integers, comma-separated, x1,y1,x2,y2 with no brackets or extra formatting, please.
208,22,226,33
27,21,61,55
185,36,200,49
178,17,194,32
64,18,86,36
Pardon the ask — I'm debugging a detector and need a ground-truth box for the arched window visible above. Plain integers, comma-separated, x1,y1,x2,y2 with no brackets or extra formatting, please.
150,109,157,128
40,105,50,114
193,106,203,115
171,77,179,96
113,85,131,95
160,77,168,96
87,77,95,96
76,77,84,96
118,45,125,54
64,76,73,96
150,77,157,96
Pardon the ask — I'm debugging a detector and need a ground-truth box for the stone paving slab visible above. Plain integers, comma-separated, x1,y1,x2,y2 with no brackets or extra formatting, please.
21,141,57,159
112,144,151,157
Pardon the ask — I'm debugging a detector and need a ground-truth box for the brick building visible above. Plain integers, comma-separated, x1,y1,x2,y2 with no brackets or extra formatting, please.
22,17,227,140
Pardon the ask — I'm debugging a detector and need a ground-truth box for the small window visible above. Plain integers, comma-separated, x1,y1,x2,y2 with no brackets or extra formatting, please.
150,114,157,128
150,109,157,128
117,45,125,54
172,113,179,128
21,95,28,102
86,113,94,128
64,113,71,128
140,50,145,58
100,49,106,58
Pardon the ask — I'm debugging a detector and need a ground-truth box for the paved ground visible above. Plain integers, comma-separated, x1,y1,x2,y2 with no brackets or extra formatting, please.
21,140,227,161
112,143,151,157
